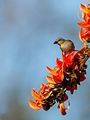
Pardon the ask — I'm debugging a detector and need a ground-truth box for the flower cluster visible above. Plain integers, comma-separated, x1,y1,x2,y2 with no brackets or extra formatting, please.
78,4,90,45
28,3,90,115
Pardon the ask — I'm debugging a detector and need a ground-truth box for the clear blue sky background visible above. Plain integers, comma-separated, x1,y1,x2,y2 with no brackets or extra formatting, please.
0,0,90,120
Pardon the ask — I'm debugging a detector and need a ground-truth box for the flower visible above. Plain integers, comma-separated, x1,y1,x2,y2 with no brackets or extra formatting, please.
79,28,90,43
80,4,90,16
28,3,90,116
28,88,44,110
46,58,64,84
58,102,70,115
78,4,90,44
46,53,75,85
29,46,89,114
28,100,42,110
29,46,90,115
62,52,75,67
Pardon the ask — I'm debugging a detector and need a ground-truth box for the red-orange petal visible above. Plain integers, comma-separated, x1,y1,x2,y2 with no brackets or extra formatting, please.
32,88,43,101
56,58,62,67
46,75,56,84
62,53,75,66
58,70,64,81
60,103,66,115
83,13,89,22
59,102,70,115
78,21,90,28
52,74,64,83
28,100,42,110
79,28,86,42
80,4,88,14
68,52,75,62
46,66,58,76
59,103,65,115
82,30,90,38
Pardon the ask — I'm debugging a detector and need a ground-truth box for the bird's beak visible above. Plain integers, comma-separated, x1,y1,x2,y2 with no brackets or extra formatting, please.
53,41,58,44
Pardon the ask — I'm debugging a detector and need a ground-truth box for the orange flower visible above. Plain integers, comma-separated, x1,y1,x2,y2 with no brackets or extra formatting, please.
46,76,57,84
78,4,90,44
79,28,88,42
62,52,75,67
28,100,42,110
28,84,52,110
58,102,70,115
46,66,58,76
46,58,64,84
78,21,90,28
31,88,44,101
80,4,90,16
56,58,63,67
28,88,44,110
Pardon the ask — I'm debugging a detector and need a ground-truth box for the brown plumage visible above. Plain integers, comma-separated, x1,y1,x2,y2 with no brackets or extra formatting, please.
54,38,75,55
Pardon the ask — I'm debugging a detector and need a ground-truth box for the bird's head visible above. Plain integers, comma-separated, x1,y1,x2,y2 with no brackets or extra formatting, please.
53,38,65,46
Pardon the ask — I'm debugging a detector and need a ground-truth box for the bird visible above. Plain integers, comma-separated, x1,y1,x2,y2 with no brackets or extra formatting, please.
54,38,75,55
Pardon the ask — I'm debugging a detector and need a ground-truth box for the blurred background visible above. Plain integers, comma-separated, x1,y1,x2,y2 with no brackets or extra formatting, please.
0,0,90,120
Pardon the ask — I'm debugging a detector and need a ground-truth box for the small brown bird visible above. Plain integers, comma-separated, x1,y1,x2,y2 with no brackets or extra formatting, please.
54,38,75,55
